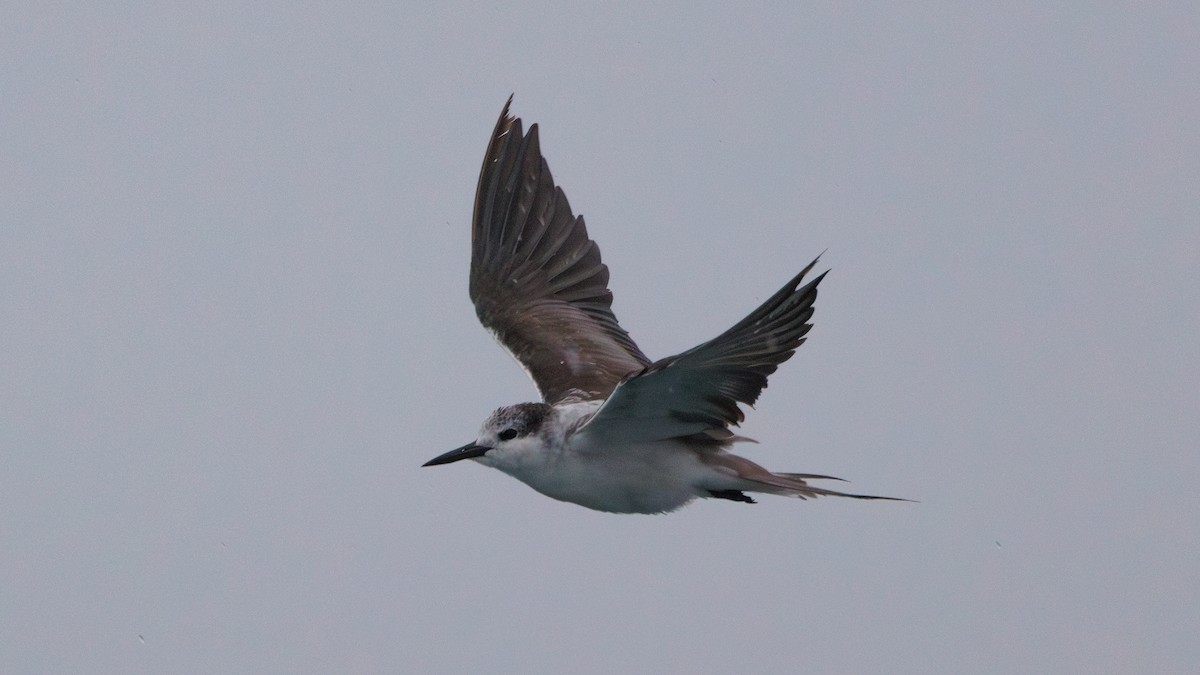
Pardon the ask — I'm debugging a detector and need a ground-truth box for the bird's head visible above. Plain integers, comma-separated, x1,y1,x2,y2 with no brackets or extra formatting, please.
423,402,553,469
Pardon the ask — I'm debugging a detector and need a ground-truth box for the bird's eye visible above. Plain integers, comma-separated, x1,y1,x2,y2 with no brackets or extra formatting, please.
498,428,518,441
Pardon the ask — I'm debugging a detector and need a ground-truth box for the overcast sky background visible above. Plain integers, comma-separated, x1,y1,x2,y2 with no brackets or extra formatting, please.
2,2,1197,673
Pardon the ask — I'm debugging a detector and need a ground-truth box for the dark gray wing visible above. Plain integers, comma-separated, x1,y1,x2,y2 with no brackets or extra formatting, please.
577,257,827,444
470,98,650,404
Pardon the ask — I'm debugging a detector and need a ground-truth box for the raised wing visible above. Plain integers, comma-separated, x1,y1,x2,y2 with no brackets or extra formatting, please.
470,98,650,403
577,257,827,444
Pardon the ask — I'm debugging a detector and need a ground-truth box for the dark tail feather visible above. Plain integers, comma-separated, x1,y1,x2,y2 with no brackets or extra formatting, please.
710,454,913,502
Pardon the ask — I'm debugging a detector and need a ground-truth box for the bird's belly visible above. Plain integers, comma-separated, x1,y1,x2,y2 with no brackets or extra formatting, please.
499,440,707,514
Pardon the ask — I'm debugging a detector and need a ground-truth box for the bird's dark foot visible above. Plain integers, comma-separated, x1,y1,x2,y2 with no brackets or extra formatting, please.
707,490,756,504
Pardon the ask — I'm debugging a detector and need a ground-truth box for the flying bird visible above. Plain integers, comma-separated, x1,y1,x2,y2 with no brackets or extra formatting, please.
423,98,902,514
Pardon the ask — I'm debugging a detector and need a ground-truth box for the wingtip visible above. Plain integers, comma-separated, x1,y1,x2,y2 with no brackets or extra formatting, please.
494,95,520,140
790,254,828,288
809,250,831,276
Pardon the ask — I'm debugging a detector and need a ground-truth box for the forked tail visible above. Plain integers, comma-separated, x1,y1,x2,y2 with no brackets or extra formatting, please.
705,453,911,502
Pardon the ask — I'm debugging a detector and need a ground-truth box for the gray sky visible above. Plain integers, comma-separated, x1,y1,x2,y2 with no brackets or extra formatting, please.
2,2,1197,673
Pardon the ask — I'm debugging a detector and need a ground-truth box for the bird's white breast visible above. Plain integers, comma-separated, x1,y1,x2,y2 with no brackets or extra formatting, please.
480,401,721,513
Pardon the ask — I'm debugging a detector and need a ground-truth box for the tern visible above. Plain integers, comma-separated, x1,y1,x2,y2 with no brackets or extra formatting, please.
423,99,902,514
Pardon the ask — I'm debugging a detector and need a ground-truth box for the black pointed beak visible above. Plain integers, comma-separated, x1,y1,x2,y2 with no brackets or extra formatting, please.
422,442,491,467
